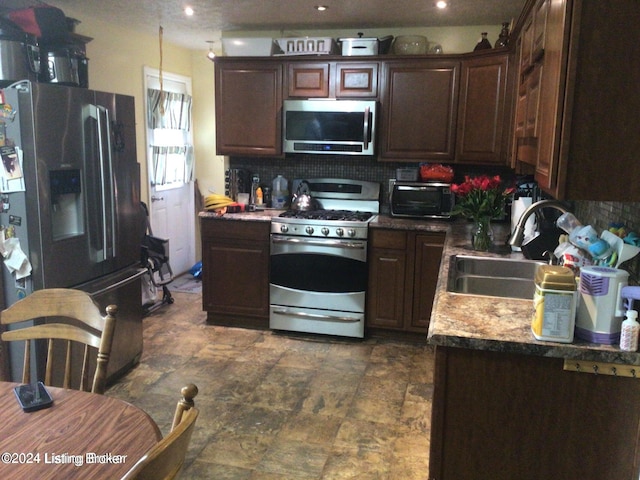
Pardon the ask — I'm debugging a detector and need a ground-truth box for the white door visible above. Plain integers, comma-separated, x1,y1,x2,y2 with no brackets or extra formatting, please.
144,68,195,276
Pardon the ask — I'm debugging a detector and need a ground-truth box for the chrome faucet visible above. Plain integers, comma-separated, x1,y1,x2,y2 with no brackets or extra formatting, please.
508,199,571,247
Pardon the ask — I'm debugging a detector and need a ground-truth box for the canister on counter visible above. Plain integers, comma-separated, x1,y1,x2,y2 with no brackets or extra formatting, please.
531,265,577,343
262,187,272,208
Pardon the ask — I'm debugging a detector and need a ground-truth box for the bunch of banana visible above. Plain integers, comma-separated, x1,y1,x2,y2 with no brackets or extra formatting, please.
204,193,235,211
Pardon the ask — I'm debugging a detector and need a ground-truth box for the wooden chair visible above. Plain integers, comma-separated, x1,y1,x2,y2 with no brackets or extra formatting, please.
121,383,199,480
0,288,117,394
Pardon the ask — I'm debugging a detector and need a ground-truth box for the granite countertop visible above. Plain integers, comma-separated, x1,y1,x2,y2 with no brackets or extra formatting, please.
428,220,640,366
199,208,284,222
369,214,453,233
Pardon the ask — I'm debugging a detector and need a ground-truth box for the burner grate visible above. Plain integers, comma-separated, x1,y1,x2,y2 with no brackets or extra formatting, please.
279,209,373,222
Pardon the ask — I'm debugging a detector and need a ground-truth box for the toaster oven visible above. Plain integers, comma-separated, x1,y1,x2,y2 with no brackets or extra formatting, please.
390,181,454,219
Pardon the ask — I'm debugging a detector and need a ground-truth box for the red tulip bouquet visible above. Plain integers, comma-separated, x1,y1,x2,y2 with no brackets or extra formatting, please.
451,175,514,250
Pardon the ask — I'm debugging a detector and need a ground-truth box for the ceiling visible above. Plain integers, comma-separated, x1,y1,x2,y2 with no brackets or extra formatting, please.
2,0,526,51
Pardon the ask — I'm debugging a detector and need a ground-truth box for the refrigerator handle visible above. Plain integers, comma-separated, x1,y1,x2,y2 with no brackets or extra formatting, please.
95,105,116,261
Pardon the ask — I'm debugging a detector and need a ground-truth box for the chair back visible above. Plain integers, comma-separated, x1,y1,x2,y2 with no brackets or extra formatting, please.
121,384,199,480
0,288,117,394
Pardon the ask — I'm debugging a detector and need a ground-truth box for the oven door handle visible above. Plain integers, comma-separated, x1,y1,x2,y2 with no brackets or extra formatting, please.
271,236,365,250
272,309,361,323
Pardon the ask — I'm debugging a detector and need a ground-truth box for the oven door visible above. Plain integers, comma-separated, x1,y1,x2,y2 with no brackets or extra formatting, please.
269,234,367,337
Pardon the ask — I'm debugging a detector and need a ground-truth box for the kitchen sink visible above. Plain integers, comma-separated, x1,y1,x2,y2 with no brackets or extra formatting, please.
446,255,544,300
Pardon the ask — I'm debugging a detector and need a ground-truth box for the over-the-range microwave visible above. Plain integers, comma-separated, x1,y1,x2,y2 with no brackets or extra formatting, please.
283,99,377,156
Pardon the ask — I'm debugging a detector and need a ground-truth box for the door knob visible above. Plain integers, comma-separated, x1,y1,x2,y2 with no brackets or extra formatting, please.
151,195,164,202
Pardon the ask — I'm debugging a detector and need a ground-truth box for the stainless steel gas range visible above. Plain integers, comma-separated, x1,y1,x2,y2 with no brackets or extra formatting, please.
269,178,380,338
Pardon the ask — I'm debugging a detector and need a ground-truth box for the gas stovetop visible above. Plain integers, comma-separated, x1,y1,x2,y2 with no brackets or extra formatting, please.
271,179,380,240
279,209,374,222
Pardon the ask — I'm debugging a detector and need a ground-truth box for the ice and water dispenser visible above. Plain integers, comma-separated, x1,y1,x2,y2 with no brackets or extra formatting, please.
49,169,84,241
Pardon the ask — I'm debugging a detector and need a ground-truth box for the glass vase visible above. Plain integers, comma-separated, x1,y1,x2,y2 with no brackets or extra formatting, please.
472,216,494,251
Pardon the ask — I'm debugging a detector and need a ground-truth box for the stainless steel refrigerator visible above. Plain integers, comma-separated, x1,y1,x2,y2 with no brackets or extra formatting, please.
1,80,145,385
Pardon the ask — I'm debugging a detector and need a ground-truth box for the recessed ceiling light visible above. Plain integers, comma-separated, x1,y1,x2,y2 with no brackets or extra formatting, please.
184,6,194,16
436,1,448,9
315,5,328,12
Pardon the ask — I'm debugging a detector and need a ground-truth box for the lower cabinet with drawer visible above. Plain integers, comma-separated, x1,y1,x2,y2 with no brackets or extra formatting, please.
367,228,445,334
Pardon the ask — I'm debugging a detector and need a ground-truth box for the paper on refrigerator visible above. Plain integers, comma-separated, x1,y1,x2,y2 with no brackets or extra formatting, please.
0,227,32,279
0,145,25,193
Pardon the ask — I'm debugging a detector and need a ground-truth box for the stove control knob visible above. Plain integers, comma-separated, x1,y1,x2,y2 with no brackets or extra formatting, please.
305,226,314,235
336,228,344,237
321,227,330,236
347,229,356,237
280,224,289,233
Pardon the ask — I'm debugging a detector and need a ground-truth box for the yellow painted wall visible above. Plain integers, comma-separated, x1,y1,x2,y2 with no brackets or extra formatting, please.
222,26,507,56
191,55,224,198
58,7,222,205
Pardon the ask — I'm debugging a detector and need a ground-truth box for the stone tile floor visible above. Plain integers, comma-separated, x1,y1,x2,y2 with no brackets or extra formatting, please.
107,290,434,479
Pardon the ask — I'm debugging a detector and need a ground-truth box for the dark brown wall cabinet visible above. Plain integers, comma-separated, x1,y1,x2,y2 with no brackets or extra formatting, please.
214,54,511,164
512,0,640,201
367,229,444,333
455,52,510,164
201,219,270,328
214,60,283,157
286,61,379,98
379,60,460,161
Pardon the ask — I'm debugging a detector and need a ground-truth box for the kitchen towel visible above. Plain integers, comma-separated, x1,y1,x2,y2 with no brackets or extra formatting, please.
511,197,537,251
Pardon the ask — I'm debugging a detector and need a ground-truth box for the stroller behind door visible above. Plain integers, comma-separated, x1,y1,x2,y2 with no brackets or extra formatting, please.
141,202,174,314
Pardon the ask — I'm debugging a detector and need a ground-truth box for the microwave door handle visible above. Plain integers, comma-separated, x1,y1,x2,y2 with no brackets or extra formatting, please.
363,106,370,149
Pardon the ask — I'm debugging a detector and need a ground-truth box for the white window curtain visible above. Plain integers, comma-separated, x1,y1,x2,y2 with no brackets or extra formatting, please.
147,88,193,186
151,145,194,185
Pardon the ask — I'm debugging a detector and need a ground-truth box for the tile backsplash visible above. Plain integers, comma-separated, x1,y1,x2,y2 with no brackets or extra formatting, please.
574,202,640,234
229,156,640,284
229,155,514,213
574,201,640,285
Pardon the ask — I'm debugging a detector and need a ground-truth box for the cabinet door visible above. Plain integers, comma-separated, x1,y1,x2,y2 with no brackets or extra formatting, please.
534,0,569,194
512,84,527,165
335,63,378,98
287,62,330,97
519,17,534,74
455,53,509,164
514,63,543,166
214,60,282,156
366,230,407,330
380,59,460,161
410,233,445,332
532,0,550,62
524,64,542,139
201,221,270,324
430,347,640,480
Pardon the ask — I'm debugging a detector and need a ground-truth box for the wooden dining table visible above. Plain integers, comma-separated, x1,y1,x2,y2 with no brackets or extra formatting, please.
0,381,162,479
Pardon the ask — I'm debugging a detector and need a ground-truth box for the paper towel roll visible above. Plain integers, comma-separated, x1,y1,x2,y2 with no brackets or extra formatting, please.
511,198,537,251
